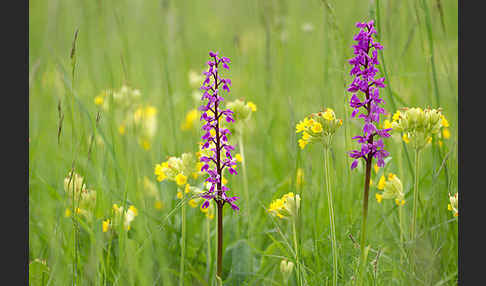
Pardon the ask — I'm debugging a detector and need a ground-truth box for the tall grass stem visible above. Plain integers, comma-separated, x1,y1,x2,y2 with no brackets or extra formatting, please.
324,146,338,286
179,192,187,286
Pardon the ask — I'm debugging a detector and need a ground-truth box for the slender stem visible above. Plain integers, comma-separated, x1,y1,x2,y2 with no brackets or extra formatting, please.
292,216,302,286
324,147,338,286
179,190,186,286
410,149,420,241
205,217,211,282
410,148,421,273
238,133,250,235
398,205,405,264
358,156,373,286
217,203,223,279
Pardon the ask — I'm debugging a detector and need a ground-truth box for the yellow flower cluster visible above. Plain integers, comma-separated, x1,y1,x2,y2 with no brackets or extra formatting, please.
268,192,301,219
391,107,445,150
447,192,458,217
154,153,202,184
63,171,96,220
102,204,139,233
95,85,159,151
375,173,405,206
154,152,214,218
296,108,342,149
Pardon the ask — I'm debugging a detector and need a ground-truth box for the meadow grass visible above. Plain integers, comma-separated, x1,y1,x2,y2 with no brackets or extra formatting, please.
29,0,457,285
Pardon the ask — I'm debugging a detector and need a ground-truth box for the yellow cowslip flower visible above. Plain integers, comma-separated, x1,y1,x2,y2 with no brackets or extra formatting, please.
297,109,342,149
383,119,393,129
311,122,323,133
302,131,311,140
180,109,199,131
402,133,410,144
268,198,285,218
441,115,449,128
188,199,198,208
235,153,243,163
119,124,126,135
438,140,443,147
177,191,183,199
392,110,401,122
113,204,121,214
298,139,308,150
295,121,307,133
94,96,104,106
65,208,71,217
373,164,380,174
376,173,405,206
222,177,228,185
395,198,406,206
377,175,386,190
268,192,300,219
391,107,443,150
102,219,110,233
426,137,432,144
154,162,168,182
128,205,138,216
442,128,451,139
369,179,373,186
154,200,163,210
184,183,190,194
247,101,257,112
322,108,335,121
375,193,383,203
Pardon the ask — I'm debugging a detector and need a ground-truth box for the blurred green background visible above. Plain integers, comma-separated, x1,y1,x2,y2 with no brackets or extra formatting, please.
29,0,457,285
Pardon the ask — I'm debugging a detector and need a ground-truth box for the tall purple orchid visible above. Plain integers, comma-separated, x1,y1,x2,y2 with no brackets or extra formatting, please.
347,20,390,286
198,51,239,280
348,20,390,170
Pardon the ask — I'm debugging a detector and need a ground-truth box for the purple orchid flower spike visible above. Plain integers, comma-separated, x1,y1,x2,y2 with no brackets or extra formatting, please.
198,51,239,280
347,20,390,170
347,20,391,286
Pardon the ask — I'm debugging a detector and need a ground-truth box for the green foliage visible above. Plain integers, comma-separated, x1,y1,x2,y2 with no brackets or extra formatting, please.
29,0,458,285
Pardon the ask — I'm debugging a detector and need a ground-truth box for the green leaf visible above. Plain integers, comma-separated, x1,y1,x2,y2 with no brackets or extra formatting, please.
29,259,50,286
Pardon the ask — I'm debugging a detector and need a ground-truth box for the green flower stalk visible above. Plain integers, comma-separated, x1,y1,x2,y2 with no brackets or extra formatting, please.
268,192,302,285
154,152,203,286
225,98,257,235
296,108,342,286
375,173,406,259
391,107,443,241
280,259,295,286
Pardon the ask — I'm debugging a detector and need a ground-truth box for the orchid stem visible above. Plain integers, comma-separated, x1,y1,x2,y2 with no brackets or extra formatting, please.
358,156,373,286
217,202,223,281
